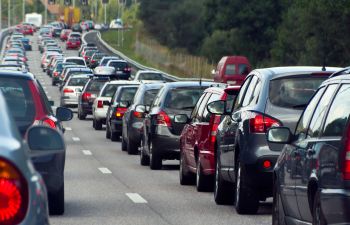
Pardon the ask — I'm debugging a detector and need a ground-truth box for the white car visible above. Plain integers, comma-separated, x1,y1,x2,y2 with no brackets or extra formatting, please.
109,19,123,29
133,70,166,82
92,80,140,130
63,56,87,67
60,74,91,107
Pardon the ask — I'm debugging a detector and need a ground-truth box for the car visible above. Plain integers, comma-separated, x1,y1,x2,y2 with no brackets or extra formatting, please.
63,56,86,66
178,85,240,191
213,56,251,85
60,29,72,41
93,80,140,131
19,37,32,51
61,67,93,87
122,83,164,155
89,52,107,68
133,70,165,82
0,70,73,215
52,62,77,86
141,81,214,169
60,74,91,107
46,56,63,76
109,18,123,29
68,31,82,40
0,91,51,225
41,52,62,71
78,77,109,120
72,23,83,33
93,66,116,77
78,44,97,57
83,49,99,66
208,66,341,214
99,56,120,66
66,37,82,50
268,67,350,225
52,27,62,37
106,60,132,80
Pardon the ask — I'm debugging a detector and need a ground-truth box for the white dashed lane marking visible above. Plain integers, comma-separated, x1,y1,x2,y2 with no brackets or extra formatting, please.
72,137,80,141
126,193,148,204
82,150,92,155
98,168,112,174
65,127,72,131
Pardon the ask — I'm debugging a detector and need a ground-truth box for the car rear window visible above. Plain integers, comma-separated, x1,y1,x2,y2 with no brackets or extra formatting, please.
66,59,85,65
139,73,163,81
0,78,35,122
86,51,97,57
225,64,236,75
101,84,121,97
68,77,89,86
118,87,138,102
109,61,127,70
164,88,205,110
269,77,326,108
143,89,160,105
86,80,106,92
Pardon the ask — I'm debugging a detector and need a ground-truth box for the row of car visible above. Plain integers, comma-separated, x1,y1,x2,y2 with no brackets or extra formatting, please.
0,26,76,224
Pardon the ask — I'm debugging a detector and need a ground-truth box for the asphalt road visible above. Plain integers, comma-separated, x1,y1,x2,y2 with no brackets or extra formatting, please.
26,33,272,225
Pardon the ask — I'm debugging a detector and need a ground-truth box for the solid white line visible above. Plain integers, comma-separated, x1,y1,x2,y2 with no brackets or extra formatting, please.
72,137,80,141
82,150,92,155
98,167,112,174
126,193,148,204
43,87,47,89
65,127,72,131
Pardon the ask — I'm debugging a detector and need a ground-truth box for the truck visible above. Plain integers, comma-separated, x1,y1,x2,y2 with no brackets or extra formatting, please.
64,7,81,28
25,13,42,27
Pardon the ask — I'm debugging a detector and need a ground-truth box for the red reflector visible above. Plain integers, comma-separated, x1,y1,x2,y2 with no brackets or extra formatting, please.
63,88,74,93
97,100,103,108
263,160,272,169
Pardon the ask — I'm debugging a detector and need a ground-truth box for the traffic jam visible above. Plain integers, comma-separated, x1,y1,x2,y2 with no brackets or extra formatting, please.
1,20,350,225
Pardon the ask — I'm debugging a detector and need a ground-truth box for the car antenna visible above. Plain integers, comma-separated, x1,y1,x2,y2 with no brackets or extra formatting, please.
199,72,203,86
322,55,326,71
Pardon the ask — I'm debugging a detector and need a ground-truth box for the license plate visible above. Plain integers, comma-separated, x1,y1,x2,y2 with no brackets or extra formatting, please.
116,71,123,74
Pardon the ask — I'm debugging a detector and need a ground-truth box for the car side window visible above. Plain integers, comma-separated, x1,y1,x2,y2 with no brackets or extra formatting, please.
202,93,221,122
152,87,165,108
295,87,325,141
322,84,350,137
190,93,206,120
242,76,258,107
194,93,210,123
233,76,252,110
307,84,338,138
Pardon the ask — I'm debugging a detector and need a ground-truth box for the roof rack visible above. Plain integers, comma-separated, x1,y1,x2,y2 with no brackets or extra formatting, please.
329,66,350,78
210,83,228,88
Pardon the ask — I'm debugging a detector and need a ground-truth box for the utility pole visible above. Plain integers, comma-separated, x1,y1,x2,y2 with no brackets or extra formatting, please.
104,3,106,24
73,0,76,8
0,0,2,40
45,0,48,24
23,0,25,23
8,0,10,28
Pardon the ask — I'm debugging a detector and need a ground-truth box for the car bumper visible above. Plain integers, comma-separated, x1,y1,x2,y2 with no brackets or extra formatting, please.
111,119,123,133
199,150,215,175
94,108,108,121
320,189,350,224
80,102,93,114
151,125,180,159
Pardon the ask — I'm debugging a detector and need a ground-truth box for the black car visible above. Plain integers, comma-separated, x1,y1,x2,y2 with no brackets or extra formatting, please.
106,60,132,80
141,82,213,170
105,85,140,141
72,23,82,33
268,67,350,225
122,83,164,155
208,66,341,214
77,77,108,120
52,28,62,37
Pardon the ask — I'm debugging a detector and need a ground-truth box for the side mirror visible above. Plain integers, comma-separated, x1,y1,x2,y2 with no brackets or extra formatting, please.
267,127,292,144
135,105,146,113
27,126,65,151
207,100,226,115
119,101,130,108
174,114,189,124
56,107,73,121
103,100,111,106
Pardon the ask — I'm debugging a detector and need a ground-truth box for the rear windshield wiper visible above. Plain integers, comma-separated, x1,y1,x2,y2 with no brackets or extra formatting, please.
292,104,307,109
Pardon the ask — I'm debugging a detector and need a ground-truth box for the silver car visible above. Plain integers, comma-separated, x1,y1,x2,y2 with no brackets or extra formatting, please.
60,74,91,107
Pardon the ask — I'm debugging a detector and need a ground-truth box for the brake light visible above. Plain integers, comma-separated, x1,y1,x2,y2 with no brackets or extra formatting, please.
124,67,131,72
209,115,221,151
91,59,96,63
249,113,281,133
67,41,71,45
97,100,103,108
342,128,350,180
0,158,28,224
115,107,127,118
133,111,143,118
53,71,59,77
42,118,56,128
82,92,91,101
156,111,171,127
63,88,74,93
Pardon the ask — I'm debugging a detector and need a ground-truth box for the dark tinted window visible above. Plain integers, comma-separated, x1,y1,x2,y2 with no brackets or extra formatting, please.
225,64,235,75
269,77,326,108
238,64,249,75
190,93,206,120
118,87,138,102
86,80,106,92
109,61,127,70
164,88,204,110
85,50,97,57
139,73,163,81
322,84,350,137
0,78,35,122
202,93,221,122
196,93,211,122
143,89,160,106
66,59,85,65
68,77,89,86
242,76,259,107
307,85,337,138
234,76,252,110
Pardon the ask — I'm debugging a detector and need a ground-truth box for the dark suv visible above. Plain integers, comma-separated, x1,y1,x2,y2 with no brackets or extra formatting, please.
141,82,214,170
208,66,341,214
268,68,350,225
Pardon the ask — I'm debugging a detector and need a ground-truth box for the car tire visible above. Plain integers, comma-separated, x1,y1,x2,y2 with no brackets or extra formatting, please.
49,185,64,215
149,141,162,170
196,158,213,192
235,161,259,214
272,178,286,225
111,131,120,142
313,191,326,225
179,151,195,185
51,81,55,86
94,119,102,130
78,109,86,120
127,137,138,155
140,140,150,166
106,123,111,139
214,156,234,205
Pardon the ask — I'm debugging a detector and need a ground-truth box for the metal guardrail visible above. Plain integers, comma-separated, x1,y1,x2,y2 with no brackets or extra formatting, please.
82,31,212,82
0,28,14,59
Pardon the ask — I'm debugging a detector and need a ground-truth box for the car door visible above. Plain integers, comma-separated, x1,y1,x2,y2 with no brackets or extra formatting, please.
294,84,338,222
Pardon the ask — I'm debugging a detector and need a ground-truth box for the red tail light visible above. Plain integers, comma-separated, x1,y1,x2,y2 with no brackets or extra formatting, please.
42,118,56,128
82,92,92,102
63,88,74,93
124,67,131,72
133,111,143,118
249,113,281,133
0,158,28,225
67,41,71,45
53,71,59,77
156,111,171,127
97,100,103,108
209,115,221,151
91,59,96,64
342,129,350,180
115,107,127,118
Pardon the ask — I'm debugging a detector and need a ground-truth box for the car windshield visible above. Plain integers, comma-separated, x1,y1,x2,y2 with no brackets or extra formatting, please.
164,88,205,110
138,73,163,80
66,59,85,65
118,87,138,102
68,77,89,86
269,77,327,108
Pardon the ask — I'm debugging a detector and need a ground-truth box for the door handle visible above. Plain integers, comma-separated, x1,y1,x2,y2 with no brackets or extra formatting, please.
307,149,316,156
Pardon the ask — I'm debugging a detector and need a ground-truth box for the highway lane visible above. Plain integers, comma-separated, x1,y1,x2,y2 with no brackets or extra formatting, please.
26,33,272,225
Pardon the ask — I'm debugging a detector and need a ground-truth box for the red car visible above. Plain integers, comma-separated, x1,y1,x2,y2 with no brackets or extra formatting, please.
60,29,72,41
179,85,240,191
66,37,81,49
23,25,34,35
213,56,251,85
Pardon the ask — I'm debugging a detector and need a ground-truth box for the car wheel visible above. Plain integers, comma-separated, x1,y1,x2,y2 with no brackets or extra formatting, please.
179,151,195,185
127,137,138,155
272,178,286,225
78,109,86,120
214,156,234,205
196,157,213,192
49,185,64,215
313,191,326,225
111,131,120,142
140,139,150,166
94,119,102,130
51,81,55,86
235,161,259,214
106,122,111,139
149,141,162,170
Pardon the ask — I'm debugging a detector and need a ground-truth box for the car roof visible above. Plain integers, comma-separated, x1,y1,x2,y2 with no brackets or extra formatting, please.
107,59,127,63
107,80,140,85
65,57,84,60
0,70,34,80
69,74,92,79
163,81,214,88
